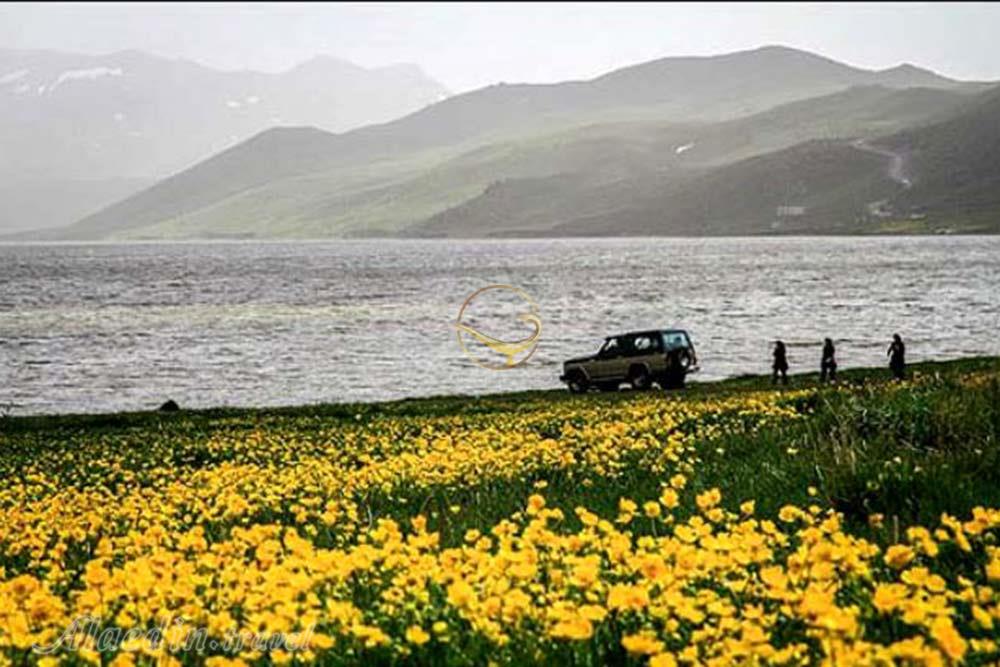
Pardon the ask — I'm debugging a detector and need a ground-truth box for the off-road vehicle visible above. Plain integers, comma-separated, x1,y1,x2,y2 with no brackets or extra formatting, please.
560,329,698,393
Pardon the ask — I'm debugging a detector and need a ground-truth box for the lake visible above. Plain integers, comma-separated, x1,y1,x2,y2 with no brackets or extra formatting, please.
2,237,998,416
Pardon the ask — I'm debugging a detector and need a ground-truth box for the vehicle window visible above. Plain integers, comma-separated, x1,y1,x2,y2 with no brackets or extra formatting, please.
600,338,620,356
631,335,654,355
664,332,686,350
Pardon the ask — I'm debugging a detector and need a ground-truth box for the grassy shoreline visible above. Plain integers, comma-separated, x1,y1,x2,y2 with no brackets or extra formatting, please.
4,355,998,432
3,355,1000,664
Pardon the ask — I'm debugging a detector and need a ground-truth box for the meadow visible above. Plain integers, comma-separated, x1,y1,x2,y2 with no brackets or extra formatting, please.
2,356,1000,666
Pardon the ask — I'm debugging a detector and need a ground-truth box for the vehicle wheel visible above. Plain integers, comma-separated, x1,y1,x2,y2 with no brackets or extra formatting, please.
597,381,619,393
628,366,652,391
566,371,589,394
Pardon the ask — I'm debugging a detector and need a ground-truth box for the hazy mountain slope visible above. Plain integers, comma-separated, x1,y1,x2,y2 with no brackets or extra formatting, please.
414,141,896,237
55,127,348,239
418,84,1000,238
413,86,973,237
877,84,1000,228
671,85,972,166
98,84,968,240
0,48,447,232
0,177,153,234
111,123,700,239
557,141,899,236
49,46,981,240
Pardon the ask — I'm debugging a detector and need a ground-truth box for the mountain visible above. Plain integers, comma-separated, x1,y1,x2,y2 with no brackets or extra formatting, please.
418,84,1000,238
413,85,975,237
39,45,988,240
414,141,896,238
875,85,1000,230
561,140,899,236
0,48,448,233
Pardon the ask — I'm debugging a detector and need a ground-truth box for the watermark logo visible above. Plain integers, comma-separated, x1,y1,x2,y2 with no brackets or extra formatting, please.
33,615,316,656
455,284,541,369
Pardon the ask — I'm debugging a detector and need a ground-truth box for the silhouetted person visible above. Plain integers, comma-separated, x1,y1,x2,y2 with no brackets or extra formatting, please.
772,340,789,385
660,347,682,390
888,333,906,380
820,338,837,383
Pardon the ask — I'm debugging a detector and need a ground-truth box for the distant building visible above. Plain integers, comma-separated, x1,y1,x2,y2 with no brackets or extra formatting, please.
776,205,806,217
866,200,894,219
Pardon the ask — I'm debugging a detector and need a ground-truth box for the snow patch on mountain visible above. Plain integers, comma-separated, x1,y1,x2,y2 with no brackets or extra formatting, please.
0,69,28,85
50,67,124,91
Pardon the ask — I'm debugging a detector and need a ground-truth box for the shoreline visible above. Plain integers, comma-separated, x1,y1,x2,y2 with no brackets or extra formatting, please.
4,354,997,430
2,232,999,245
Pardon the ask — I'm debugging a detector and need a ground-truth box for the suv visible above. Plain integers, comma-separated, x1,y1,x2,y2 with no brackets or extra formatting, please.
560,329,698,393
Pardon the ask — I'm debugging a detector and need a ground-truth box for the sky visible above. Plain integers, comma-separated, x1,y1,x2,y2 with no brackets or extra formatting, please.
2,2,999,93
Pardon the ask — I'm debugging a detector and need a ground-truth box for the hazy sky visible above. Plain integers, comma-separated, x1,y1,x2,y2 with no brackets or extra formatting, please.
2,2,999,92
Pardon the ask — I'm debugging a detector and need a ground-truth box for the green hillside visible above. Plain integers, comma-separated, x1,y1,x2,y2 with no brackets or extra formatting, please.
413,87,975,237
416,85,1000,238
417,140,897,237
877,85,1000,231
115,85,971,240
42,46,985,240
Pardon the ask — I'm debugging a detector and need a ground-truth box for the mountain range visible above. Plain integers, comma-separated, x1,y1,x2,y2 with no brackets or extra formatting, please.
10,45,999,240
0,48,448,232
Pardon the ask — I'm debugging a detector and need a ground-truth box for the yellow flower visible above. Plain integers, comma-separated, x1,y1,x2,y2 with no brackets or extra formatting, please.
622,632,665,655
579,605,607,622
973,605,994,630
405,625,430,646
986,557,1000,582
447,580,475,608
696,488,721,511
930,617,967,661
872,583,906,613
884,545,915,570
659,488,680,510
608,584,650,611
551,617,593,641
650,654,678,667
778,505,800,523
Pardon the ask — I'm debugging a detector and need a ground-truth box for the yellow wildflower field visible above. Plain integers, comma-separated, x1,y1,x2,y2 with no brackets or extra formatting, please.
2,364,1000,665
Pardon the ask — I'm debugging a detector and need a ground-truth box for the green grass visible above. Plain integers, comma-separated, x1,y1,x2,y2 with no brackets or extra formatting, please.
3,356,999,665
4,355,998,549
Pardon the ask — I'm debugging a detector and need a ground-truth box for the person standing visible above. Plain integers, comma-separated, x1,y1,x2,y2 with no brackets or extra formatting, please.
820,338,837,383
888,333,906,380
772,340,789,385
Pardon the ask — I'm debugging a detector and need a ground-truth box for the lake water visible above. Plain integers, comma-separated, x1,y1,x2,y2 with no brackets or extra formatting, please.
2,237,998,416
